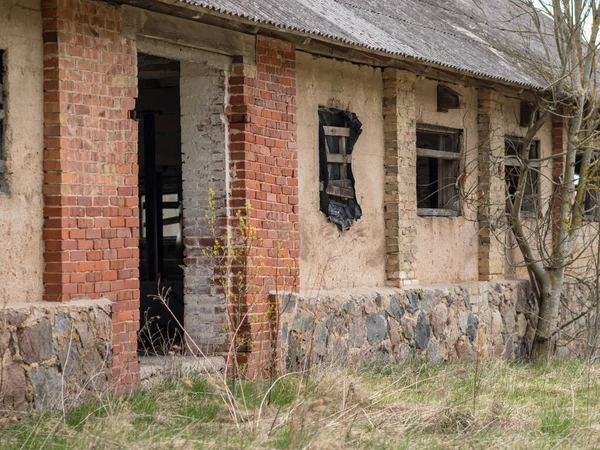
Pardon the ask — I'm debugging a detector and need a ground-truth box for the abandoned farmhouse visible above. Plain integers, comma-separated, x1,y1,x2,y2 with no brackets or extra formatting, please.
0,0,587,410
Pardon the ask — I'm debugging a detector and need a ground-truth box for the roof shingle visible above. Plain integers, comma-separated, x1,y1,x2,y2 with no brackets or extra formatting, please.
174,0,550,88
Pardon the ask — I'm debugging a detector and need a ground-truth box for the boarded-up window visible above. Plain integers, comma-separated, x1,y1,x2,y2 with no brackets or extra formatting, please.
505,136,540,215
416,125,462,216
318,108,362,230
0,50,5,192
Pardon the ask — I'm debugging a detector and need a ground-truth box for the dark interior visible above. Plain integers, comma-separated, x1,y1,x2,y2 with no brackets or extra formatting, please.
136,53,184,355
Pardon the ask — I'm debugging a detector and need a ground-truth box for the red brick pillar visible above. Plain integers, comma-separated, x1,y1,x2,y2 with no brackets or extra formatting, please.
228,37,299,376
42,0,140,387
551,112,567,249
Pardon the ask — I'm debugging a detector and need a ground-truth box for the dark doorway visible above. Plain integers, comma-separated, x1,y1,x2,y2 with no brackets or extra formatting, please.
136,53,184,355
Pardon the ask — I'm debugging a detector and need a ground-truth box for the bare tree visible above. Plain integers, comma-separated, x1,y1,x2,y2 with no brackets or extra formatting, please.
465,0,600,359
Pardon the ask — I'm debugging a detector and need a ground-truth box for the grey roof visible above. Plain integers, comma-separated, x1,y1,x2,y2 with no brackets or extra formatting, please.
175,0,550,89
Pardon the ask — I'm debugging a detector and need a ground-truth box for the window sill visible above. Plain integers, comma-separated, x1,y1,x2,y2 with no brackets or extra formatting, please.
417,208,460,217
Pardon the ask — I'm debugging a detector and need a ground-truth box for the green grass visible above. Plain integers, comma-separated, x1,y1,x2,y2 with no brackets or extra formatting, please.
3,359,600,448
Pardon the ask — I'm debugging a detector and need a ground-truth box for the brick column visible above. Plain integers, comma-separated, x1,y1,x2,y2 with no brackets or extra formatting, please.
477,89,506,280
382,69,418,287
227,37,299,376
42,0,139,386
551,112,567,248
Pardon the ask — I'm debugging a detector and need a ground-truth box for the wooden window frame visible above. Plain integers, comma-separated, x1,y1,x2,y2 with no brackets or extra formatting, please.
416,124,462,217
504,136,541,218
321,125,354,199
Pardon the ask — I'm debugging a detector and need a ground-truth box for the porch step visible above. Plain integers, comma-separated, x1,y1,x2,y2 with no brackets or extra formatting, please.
139,355,226,386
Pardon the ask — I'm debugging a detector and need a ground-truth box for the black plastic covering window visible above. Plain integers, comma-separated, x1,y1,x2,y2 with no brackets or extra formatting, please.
318,108,363,230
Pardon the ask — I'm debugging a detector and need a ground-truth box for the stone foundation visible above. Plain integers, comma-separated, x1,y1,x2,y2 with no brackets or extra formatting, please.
279,280,534,369
0,299,112,411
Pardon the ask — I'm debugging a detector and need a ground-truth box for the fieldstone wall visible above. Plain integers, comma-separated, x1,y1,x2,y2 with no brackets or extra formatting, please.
279,280,534,369
0,299,111,412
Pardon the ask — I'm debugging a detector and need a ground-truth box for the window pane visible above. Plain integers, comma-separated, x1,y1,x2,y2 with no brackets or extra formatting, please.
417,132,441,150
417,156,438,208
441,134,455,152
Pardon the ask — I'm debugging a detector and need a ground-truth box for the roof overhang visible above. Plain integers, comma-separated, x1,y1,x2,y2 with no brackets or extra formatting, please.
116,0,543,99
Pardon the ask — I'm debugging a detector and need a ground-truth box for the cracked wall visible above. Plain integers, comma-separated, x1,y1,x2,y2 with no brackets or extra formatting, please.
0,0,44,303
297,52,386,290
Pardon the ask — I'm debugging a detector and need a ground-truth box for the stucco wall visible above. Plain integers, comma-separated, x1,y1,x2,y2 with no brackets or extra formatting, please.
502,96,553,279
413,78,480,284
297,52,386,290
0,0,44,303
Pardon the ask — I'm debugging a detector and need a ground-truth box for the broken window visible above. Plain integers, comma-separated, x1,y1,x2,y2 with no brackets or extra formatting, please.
318,107,363,230
416,125,462,216
575,153,600,220
0,50,6,192
520,101,536,128
505,136,540,216
437,85,461,112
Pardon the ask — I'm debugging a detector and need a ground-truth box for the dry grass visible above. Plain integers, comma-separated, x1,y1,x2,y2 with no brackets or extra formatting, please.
4,358,600,449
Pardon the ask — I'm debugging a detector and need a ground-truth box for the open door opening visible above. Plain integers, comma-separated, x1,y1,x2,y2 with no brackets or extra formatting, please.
136,53,184,355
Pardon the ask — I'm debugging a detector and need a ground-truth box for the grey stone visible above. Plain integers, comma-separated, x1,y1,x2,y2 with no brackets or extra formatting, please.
366,312,388,345
342,302,352,314
430,303,448,338
459,311,468,334
467,313,479,343
401,316,416,340
420,291,435,313
6,311,28,327
1,364,28,409
349,316,366,348
314,323,328,356
503,335,514,360
54,312,71,338
462,289,471,308
81,345,109,391
31,366,63,410
374,293,383,308
386,295,404,321
281,294,297,313
389,317,402,348
405,292,419,314
491,310,504,343
281,322,288,343
455,338,474,359
18,320,53,364
0,329,11,350
363,297,378,315
96,309,112,341
325,315,334,330
415,311,431,350
75,320,93,348
291,311,313,334
397,343,412,363
287,332,305,371
427,338,441,364
59,340,82,381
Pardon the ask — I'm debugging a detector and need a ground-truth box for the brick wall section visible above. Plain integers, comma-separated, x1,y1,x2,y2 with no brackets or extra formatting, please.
42,0,139,387
551,112,567,248
382,69,418,287
228,37,299,376
180,61,229,353
477,89,506,280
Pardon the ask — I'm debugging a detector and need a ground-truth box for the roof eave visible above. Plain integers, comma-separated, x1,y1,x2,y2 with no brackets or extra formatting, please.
119,0,546,95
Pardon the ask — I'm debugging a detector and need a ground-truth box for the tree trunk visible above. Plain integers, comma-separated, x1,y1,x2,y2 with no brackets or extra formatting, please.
531,275,562,361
